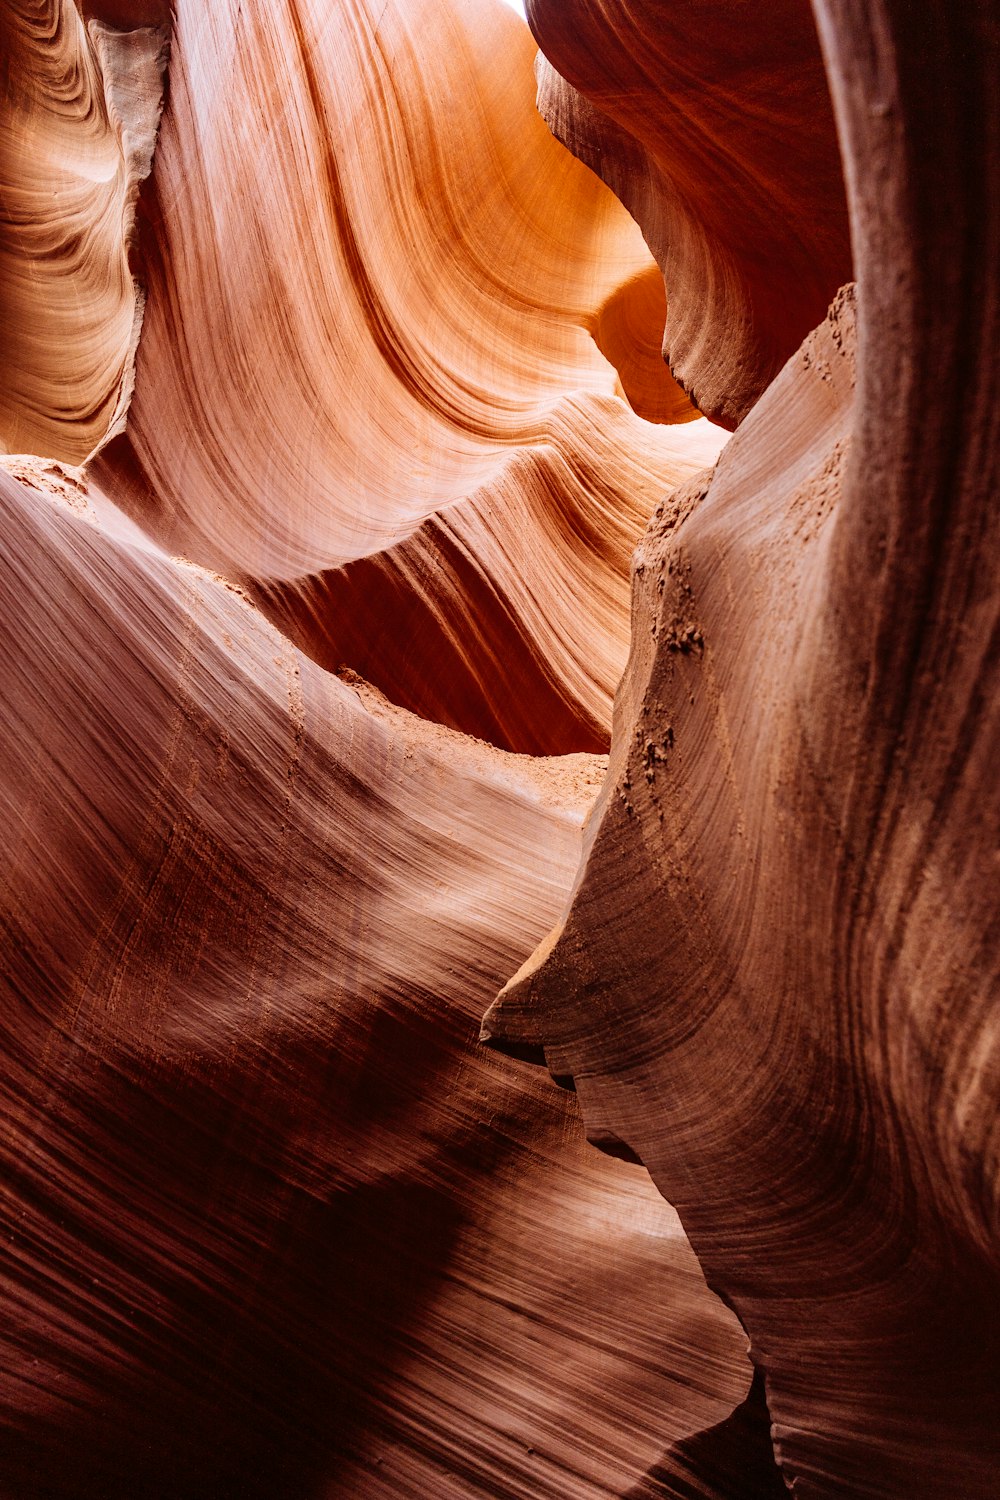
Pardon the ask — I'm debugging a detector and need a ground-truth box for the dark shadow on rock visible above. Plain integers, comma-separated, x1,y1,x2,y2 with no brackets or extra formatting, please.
626,1368,788,1499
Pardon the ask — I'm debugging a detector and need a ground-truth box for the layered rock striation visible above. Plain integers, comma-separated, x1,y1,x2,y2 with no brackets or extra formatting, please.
487,0,1000,1494
0,452,753,1496
0,1,752,1496
89,0,722,750
2,0,997,1495
0,1,168,461
523,0,853,428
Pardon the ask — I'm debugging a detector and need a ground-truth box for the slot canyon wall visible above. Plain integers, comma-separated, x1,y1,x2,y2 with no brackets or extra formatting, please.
0,1,996,1498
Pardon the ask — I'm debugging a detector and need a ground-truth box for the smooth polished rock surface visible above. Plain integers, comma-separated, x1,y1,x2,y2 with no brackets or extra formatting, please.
0,452,750,1498
523,0,853,428
3,0,997,1494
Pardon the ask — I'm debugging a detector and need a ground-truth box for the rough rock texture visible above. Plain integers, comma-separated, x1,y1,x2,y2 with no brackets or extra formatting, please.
524,0,853,428
487,0,1000,1494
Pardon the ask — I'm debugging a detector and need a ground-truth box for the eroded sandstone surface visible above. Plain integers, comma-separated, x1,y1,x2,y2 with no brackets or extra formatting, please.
487,1,1000,1495
1,0,996,1496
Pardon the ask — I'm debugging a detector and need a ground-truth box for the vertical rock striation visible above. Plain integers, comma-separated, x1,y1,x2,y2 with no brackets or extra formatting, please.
486,0,1000,1494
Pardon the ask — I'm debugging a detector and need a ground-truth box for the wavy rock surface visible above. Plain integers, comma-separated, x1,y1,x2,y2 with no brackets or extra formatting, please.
254,395,719,756
0,1,757,1496
0,456,750,1497
487,0,1000,1493
524,0,853,428
6,0,993,1492
0,1,168,462
88,0,725,752
95,0,715,583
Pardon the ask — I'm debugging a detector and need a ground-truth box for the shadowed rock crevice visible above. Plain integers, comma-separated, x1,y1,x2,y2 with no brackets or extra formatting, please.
626,1371,788,1500
524,0,852,426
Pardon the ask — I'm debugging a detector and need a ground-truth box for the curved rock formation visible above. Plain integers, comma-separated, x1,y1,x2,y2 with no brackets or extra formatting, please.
0,454,749,1497
0,1,168,462
5,0,995,1492
524,0,853,427
487,0,1000,1494
86,0,724,752
95,0,713,580
253,397,721,756
0,1,752,1496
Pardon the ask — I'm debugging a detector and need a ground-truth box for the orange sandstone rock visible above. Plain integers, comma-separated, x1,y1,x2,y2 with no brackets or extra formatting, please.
524,0,853,427
88,0,725,750
0,1,167,461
